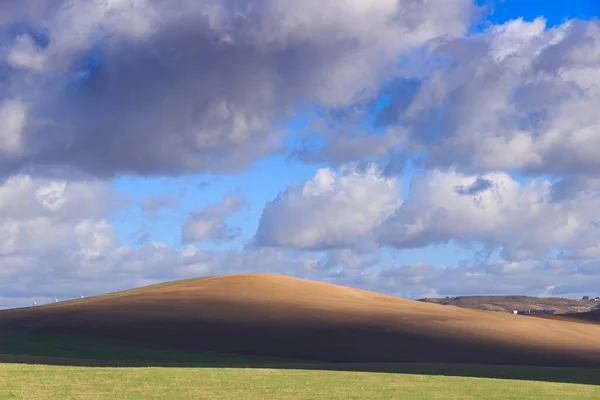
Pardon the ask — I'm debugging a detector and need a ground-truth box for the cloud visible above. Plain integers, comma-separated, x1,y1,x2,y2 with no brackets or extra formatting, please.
3,3,600,311
325,248,381,272
254,164,401,250
347,258,600,300
0,100,27,156
182,195,246,243
0,0,475,179
141,196,176,214
376,170,600,260
1,173,600,309
0,174,113,220
0,174,116,257
549,176,600,202
255,164,600,261
382,17,600,177
140,181,190,215
5,237,600,308
0,240,334,308
291,114,408,167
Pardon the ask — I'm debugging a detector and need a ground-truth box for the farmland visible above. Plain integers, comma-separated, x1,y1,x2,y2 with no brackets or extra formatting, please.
1,274,599,399
2,362,600,400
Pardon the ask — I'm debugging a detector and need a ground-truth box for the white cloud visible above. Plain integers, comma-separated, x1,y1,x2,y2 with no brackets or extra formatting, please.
0,100,28,156
5,35,46,71
376,170,600,260
390,18,600,177
2,3,600,311
73,219,116,261
255,164,401,249
5,238,600,309
0,174,116,257
1,172,600,309
326,248,380,271
347,258,600,300
0,174,112,220
0,241,335,308
182,195,246,243
488,17,549,63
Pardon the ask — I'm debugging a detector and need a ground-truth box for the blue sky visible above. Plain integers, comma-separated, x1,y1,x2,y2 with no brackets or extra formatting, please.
108,0,598,269
1,0,600,307
111,0,592,249
485,0,598,26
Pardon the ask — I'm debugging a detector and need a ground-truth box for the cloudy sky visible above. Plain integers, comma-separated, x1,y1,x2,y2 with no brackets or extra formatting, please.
1,0,599,308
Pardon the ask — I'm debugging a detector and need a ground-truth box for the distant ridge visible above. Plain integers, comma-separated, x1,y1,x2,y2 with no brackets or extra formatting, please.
418,295,599,314
536,309,600,325
1,274,600,367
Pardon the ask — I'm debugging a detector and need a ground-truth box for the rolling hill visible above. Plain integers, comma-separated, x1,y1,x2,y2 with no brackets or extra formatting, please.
1,274,600,368
536,309,600,325
418,295,600,314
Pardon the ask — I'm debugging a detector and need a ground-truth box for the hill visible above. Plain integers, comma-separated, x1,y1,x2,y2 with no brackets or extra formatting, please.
418,295,600,314
1,274,600,368
536,309,600,325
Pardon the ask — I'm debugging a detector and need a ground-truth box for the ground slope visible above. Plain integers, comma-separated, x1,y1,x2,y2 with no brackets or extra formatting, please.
1,274,600,367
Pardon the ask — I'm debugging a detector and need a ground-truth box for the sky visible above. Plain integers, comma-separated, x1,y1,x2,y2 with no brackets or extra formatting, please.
1,0,600,308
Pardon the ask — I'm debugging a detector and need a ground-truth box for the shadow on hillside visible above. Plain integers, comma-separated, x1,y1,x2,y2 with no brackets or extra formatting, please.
1,355,599,386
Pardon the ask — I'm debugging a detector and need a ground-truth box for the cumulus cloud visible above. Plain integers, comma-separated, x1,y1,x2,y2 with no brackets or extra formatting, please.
3,3,600,310
255,165,600,261
381,17,600,177
0,241,334,308
348,258,600,300
5,233,600,309
0,174,116,257
325,248,381,274
0,173,120,308
182,195,246,243
254,164,401,250
0,0,475,178
376,170,600,260
0,174,112,219
1,173,599,309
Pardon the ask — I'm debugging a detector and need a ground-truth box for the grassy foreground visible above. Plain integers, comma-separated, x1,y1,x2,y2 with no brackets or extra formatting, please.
1,329,599,399
0,363,599,400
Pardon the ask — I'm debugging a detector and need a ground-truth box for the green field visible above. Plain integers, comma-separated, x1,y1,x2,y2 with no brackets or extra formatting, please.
0,329,599,399
1,363,599,400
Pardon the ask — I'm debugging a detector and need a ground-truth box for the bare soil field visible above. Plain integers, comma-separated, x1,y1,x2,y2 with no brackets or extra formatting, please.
1,274,599,368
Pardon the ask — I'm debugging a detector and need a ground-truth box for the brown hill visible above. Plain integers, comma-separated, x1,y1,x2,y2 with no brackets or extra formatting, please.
1,274,600,367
